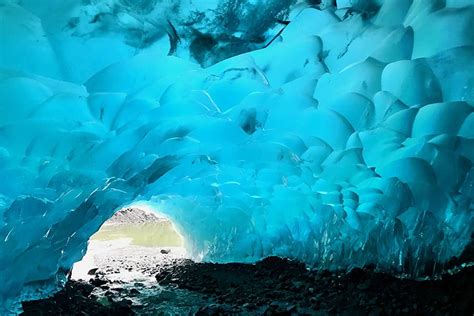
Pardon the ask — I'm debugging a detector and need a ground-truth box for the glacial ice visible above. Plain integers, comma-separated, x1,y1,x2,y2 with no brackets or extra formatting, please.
0,0,473,313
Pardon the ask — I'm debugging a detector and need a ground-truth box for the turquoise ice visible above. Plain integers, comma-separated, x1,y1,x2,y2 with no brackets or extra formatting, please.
1,0,473,313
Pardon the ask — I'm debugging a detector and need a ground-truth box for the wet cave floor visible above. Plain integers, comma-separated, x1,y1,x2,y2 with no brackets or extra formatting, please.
21,257,474,316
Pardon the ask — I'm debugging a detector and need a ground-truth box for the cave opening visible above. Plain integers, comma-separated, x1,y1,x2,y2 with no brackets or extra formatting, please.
71,203,187,282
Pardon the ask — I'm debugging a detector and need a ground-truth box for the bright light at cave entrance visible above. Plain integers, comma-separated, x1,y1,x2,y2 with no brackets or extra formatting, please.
71,205,186,282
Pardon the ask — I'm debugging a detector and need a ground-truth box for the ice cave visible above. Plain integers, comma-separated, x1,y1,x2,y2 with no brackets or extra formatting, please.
0,0,473,314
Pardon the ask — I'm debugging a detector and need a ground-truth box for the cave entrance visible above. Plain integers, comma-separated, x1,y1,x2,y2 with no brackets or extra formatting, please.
71,204,186,282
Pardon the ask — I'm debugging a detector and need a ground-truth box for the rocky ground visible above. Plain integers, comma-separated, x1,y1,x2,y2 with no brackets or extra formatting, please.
21,281,135,316
21,210,474,315
22,256,474,315
70,238,186,282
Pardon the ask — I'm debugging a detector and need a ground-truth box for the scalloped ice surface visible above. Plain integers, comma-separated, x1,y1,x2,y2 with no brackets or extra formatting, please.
1,0,474,313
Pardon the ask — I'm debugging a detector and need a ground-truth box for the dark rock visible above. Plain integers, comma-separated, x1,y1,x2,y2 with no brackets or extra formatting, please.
286,304,297,312
76,282,94,297
90,278,107,287
21,280,134,315
118,299,133,307
195,303,222,315
21,257,474,315
243,302,256,310
129,288,140,295
87,268,99,275
357,282,370,290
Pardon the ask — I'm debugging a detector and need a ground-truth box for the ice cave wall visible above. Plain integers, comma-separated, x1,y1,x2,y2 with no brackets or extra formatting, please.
1,0,474,313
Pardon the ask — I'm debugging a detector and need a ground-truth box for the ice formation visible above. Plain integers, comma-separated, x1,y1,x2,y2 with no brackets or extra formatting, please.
1,0,474,313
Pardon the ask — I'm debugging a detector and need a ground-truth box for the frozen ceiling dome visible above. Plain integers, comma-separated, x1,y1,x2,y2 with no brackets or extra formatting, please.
1,0,474,313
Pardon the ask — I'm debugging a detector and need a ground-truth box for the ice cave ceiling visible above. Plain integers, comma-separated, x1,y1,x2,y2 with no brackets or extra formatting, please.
1,0,474,313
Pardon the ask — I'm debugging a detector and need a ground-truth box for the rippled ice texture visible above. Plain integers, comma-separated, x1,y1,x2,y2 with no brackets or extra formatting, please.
1,0,473,313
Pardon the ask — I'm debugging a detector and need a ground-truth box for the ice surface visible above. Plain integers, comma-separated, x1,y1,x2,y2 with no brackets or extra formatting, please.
1,0,474,313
